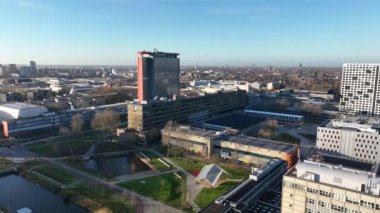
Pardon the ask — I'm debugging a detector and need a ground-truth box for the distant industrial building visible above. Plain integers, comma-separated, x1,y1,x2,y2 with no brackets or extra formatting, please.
128,90,247,133
0,92,23,102
161,126,298,168
137,50,180,102
316,116,380,163
282,151,380,213
200,158,287,213
244,110,304,126
339,63,380,117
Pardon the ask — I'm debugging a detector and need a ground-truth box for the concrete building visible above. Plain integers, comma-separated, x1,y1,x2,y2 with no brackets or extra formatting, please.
339,63,380,117
30,60,37,73
137,50,180,102
128,90,247,132
316,116,380,163
161,126,298,168
282,152,380,213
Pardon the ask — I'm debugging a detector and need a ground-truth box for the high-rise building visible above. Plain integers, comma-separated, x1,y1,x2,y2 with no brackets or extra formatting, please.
0,65,3,76
9,64,18,73
30,60,37,73
339,63,380,117
282,151,380,213
316,116,380,163
137,50,180,102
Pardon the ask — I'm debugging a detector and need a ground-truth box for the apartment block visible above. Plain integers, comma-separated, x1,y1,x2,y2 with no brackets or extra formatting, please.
339,63,380,117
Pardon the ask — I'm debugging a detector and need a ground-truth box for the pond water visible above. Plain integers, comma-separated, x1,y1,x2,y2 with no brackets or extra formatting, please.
82,154,150,177
0,174,88,213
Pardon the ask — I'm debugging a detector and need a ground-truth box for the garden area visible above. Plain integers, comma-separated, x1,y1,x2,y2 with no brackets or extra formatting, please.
194,181,237,208
118,172,186,210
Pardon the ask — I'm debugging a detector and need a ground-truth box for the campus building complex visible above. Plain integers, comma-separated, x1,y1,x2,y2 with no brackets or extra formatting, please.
161,126,298,168
339,63,380,117
316,116,380,163
282,151,380,213
137,50,180,102
128,90,247,132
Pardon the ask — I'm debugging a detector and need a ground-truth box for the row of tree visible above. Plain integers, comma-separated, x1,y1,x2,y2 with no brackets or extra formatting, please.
60,110,119,142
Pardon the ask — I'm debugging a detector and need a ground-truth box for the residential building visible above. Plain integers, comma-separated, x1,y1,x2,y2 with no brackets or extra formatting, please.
282,151,380,213
137,50,180,102
316,116,380,163
339,63,380,117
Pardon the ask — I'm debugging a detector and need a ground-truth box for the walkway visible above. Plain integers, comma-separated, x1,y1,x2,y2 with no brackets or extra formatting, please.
41,157,182,213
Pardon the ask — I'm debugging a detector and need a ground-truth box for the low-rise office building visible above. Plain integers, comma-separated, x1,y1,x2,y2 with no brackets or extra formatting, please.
316,116,380,163
282,152,380,213
161,126,298,168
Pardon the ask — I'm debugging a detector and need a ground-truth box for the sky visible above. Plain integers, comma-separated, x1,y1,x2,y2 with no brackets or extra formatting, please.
0,0,380,66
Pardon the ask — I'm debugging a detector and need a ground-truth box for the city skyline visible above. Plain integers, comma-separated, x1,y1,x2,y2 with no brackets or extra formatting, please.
1,0,380,66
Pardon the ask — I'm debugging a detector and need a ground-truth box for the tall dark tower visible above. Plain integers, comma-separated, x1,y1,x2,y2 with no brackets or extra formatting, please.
137,50,180,102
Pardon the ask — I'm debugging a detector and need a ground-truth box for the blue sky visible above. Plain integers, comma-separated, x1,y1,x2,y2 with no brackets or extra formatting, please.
0,0,379,66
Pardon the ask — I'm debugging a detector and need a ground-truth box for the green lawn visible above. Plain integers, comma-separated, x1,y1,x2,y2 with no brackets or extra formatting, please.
34,165,76,185
118,173,186,209
0,157,13,169
221,166,250,179
194,181,237,208
170,158,204,174
272,132,300,145
28,134,98,157
19,161,134,212
140,151,172,171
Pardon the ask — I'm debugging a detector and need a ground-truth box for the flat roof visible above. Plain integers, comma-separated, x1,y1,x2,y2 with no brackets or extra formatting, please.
0,102,45,109
224,135,297,153
244,110,304,119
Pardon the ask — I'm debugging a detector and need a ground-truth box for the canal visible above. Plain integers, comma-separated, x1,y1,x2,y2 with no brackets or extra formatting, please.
0,174,87,213
82,153,150,177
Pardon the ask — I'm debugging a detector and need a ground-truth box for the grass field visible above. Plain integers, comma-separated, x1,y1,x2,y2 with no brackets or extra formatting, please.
118,172,186,209
0,157,13,169
194,181,237,208
27,133,98,157
140,151,172,171
170,158,204,174
34,165,77,185
19,161,134,212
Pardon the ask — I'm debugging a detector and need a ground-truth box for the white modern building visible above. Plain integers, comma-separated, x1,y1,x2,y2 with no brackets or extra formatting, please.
0,102,48,119
282,152,380,213
316,116,380,163
339,63,380,117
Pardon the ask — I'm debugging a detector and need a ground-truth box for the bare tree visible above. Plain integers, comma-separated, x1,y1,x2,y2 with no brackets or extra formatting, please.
91,110,120,142
59,126,70,135
266,119,278,130
71,113,84,133
302,103,322,115
276,99,289,110
162,121,178,157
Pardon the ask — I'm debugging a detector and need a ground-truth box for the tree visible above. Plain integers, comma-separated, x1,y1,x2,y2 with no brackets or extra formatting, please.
59,126,70,135
302,103,322,115
71,113,84,133
266,119,278,130
91,110,120,142
276,99,289,110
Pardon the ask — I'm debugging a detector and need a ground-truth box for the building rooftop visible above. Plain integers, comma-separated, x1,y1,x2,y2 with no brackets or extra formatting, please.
0,102,45,110
224,135,297,153
287,151,380,196
321,115,380,134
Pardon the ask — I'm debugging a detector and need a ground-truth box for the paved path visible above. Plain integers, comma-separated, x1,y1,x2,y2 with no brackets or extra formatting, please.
41,157,182,213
